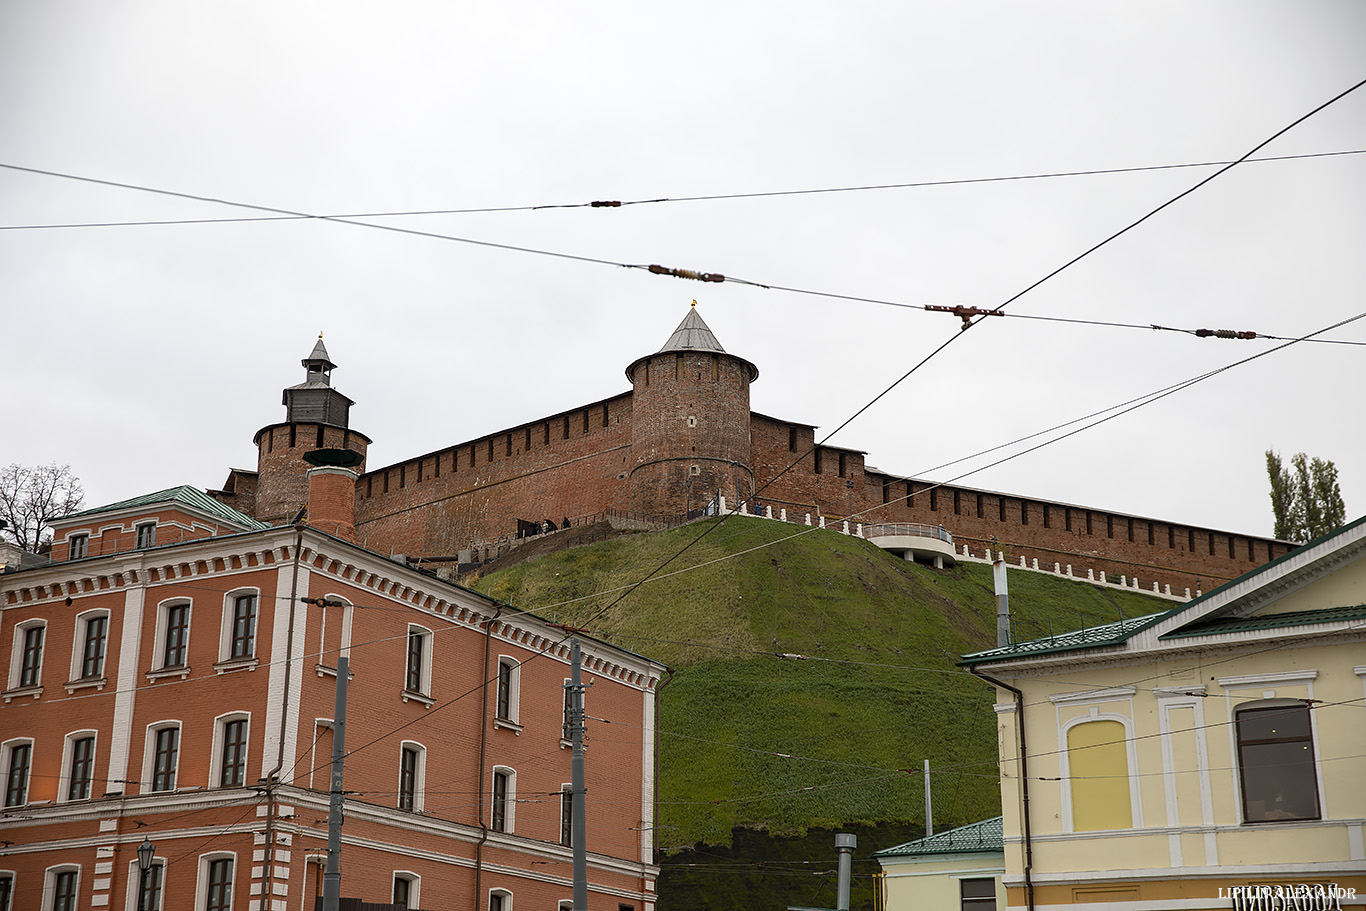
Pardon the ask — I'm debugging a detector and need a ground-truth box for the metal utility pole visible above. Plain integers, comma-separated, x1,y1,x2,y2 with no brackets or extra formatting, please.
569,640,588,911
924,759,933,837
322,656,349,911
835,833,856,911
993,550,1011,648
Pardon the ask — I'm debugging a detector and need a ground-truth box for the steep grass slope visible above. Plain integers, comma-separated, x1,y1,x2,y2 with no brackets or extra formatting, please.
472,517,1168,850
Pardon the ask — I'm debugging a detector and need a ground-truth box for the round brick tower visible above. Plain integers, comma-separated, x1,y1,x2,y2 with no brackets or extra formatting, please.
252,337,371,526
626,304,758,517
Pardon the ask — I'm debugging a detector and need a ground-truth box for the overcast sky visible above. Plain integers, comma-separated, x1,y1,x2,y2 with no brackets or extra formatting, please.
2,1,1363,542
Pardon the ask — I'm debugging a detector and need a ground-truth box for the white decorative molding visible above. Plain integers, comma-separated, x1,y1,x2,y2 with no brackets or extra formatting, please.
1048,686,1137,706
1216,670,1318,688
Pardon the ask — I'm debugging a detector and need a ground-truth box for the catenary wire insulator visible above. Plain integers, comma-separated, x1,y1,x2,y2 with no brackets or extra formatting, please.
648,264,725,282
590,200,621,207
1194,328,1258,339
924,304,1007,329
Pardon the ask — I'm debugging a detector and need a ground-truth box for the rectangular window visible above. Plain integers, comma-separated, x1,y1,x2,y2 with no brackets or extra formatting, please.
163,604,189,667
1041,503,1049,528
1148,522,1155,546
1189,529,1196,552
526,427,532,450
563,683,574,742
400,464,406,488
81,615,107,679
1019,501,1027,525
1247,538,1255,561
416,459,423,483
4,743,30,806
406,630,425,694
506,434,512,456
1237,702,1320,823
152,727,179,792
999,498,1006,522
68,736,95,800
220,719,247,787
1128,518,1134,543
929,488,937,512
230,594,257,659
489,893,506,911
837,452,847,478
561,786,574,846
399,746,419,811
205,858,233,911
20,625,44,687
954,490,961,516
1086,511,1093,535
976,493,983,519
69,534,88,560
139,864,164,911
1228,536,1235,559
583,410,590,433
960,877,997,910
496,661,514,721
393,877,412,906
1208,531,1215,556
814,448,822,474
136,523,156,549
1064,508,1072,532
52,871,78,911
1107,515,1114,539
492,771,510,832
789,427,798,452
1168,525,1176,549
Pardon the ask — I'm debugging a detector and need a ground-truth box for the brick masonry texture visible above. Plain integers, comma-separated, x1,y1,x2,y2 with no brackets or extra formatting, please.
225,312,1292,596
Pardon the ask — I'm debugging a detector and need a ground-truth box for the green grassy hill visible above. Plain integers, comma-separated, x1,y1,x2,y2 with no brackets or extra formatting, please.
471,517,1168,904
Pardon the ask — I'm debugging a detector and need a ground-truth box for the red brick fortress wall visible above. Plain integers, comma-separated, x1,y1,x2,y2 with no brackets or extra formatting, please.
352,394,636,557
746,414,1292,596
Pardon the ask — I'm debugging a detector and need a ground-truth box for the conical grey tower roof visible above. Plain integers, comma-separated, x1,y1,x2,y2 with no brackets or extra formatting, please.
303,336,336,372
627,303,758,381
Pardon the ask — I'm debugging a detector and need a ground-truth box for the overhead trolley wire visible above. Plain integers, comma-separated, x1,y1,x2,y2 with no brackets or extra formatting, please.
2,148,1363,231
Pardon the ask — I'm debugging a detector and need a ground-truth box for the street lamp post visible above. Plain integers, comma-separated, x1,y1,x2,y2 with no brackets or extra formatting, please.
137,838,155,911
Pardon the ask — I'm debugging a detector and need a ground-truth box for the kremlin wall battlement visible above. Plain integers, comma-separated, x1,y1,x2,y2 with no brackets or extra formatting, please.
213,308,1293,596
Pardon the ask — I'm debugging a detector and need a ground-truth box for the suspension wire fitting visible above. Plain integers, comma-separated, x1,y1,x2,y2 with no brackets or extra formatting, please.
648,264,726,282
1194,328,1258,339
924,304,1006,329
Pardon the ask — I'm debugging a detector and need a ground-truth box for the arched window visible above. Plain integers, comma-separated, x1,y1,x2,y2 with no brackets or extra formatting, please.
70,610,110,682
144,722,182,792
196,853,236,911
398,742,426,812
495,657,521,726
44,865,80,911
1236,699,1320,823
219,590,260,663
211,713,250,788
491,767,516,832
59,731,98,802
393,871,420,908
8,619,46,692
1065,719,1133,832
2,739,34,807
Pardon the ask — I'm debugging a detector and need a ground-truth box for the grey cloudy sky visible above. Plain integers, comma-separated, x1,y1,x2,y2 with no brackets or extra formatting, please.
2,1,1363,541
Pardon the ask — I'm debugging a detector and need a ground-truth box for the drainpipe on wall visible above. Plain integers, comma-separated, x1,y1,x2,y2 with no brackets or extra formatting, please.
262,526,305,905
968,666,1034,911
473,604,505,911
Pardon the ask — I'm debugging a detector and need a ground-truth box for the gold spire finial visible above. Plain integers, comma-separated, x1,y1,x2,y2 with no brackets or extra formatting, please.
691,300,697,308
319,331,324,339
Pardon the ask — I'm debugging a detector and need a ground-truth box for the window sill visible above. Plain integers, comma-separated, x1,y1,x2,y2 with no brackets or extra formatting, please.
2,684,43,703
213,657,258,675
316,664,337,678
401,689,434,708
146,665,191,682
493,718,524,735
63,676,108,694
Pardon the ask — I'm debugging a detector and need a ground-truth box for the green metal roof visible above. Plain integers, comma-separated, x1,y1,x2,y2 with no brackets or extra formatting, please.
57,485,269,530
960,513,1366,666
960,614,1164,666
875,817,1003,858
1160,603,1366,639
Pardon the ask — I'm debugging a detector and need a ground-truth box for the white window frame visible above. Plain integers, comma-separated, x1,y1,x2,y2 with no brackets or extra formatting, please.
7,619,47,693
217,589,261,667
0,869,16,911
135,521,157,549
392,871,421,908
142,721,182,793
69,609,111,683
124,853,166,911
1232,697,1323,824
210,712,251,789
2,738,35,808
398,740,426,812
67,532,89,560
402,625,433,701
42,864,80,911
489,888,514,911
194,851,236,911
560,782,574,847
494,656,521,730
1058,711,1143,833
58,730,98,803
491,766,516,833
151,599,193,674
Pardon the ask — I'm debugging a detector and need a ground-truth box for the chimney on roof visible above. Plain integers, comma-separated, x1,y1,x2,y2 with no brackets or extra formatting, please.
306,466,358,541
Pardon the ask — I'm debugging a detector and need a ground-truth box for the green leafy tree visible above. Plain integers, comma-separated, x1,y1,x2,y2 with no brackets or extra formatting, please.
1266,450,1346,543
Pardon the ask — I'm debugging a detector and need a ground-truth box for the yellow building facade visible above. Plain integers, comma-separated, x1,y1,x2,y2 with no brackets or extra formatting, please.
875,817,1006,911
961,515,1366,910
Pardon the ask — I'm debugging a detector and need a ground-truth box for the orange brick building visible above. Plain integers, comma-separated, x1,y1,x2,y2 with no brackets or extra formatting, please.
213,307,1292,596
1,478,665,910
